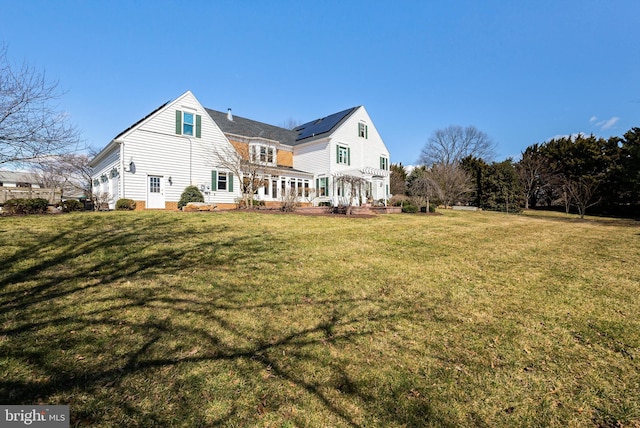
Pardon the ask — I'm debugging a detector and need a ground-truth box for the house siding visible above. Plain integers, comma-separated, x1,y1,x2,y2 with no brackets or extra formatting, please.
92,91,241,209
91,145,121,209
91,93,390,209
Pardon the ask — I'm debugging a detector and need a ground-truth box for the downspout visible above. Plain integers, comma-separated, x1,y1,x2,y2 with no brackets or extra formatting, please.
118,140,125,199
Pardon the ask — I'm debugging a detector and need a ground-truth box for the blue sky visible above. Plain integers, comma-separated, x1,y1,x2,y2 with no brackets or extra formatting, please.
2,0,639,165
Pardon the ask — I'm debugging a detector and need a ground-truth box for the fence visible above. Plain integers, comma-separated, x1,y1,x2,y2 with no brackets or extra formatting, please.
0,187,62,204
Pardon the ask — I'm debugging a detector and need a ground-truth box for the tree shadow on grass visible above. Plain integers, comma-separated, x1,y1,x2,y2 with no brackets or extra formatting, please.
0,213,454,427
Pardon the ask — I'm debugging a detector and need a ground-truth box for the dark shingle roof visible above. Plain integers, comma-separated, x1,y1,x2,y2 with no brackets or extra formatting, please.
113,100,170,141
206,106,359,146
206,109,297,146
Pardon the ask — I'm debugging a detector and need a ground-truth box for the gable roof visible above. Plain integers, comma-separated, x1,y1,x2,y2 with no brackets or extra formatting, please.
113,100,170,141
206,109,297,146
292,107,358,144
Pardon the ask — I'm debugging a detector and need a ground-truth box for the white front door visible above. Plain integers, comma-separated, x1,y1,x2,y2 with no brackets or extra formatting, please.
147,175,165,209
372,178,384,202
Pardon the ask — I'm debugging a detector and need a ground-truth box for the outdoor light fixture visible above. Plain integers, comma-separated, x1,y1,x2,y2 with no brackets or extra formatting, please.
124,157,135,173
168,176,172,185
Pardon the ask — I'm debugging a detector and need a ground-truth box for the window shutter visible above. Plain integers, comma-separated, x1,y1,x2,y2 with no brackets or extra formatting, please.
195,114,202,138
365,125,368,139
211,170,217,190
380,157,383,169
336,145,339,164
228,172,233,192
176,110,182,135
316,178,319,193
347,147,351,166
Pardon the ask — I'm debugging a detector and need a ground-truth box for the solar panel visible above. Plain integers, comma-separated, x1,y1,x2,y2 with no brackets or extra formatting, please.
294,108,355,141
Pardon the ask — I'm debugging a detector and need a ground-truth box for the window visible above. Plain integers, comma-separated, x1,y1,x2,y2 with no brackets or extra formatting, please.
358,122,368,139
380,156,388,171
272,179,278,198
211,171,234,192
303,180,309,197
252,145,275,164
316,177,328,196
217,172,227,190
183,112,194,136
337,145,350,165
175,110,202,138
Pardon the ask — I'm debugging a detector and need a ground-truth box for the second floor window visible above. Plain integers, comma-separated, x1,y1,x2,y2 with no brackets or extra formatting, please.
252,145,275,164
380,157,388,171
175,110,201,138
358,122,368,139
337,145,350,165
183,112,194,136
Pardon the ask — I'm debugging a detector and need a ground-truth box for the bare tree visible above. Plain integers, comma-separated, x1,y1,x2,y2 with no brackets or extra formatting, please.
408,170,441,212
32,153,93,201
428,163,473,208
0,43,80,167
517,144,547,209
419,125,496,167
209,142,272,208
565,176,601,219
280,117,302,130
334,174,367,215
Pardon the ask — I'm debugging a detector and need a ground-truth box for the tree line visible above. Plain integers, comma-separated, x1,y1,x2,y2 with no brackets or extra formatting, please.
392,126,640,218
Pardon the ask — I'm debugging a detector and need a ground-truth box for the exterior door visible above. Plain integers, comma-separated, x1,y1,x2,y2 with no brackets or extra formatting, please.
147,175,165,209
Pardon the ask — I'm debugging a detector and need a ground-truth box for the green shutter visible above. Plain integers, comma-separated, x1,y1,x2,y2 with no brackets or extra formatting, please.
228,172,233,192
316,178,319,193
347,147,351,166
212,170,217,190
365,125,368,139
336,145,340,164
380,157,383,169
176,110,182,135
195,114,202,138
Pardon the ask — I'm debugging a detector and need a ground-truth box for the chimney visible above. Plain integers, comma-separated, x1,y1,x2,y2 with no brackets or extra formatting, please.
227,108,233,121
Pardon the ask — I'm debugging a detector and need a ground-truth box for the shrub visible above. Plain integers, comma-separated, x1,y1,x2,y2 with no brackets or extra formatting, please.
2,198,49,215
178,186,204,209
281,190,299,212
236,198,265,209
390,195,411,207
402,204,418,213
115,198,137,211
62,199,84,212
420,205,437,213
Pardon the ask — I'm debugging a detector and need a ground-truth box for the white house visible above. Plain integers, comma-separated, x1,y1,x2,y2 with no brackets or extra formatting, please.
89,91,390,210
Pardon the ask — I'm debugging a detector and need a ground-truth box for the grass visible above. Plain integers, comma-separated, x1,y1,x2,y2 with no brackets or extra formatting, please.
0,209,639,427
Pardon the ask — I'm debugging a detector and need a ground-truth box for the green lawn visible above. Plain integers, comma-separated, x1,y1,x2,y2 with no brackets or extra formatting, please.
1,210,639,427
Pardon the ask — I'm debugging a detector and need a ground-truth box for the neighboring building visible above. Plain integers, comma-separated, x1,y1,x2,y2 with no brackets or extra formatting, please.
0,171,42,189
89,91,390,210
0,170,63,205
